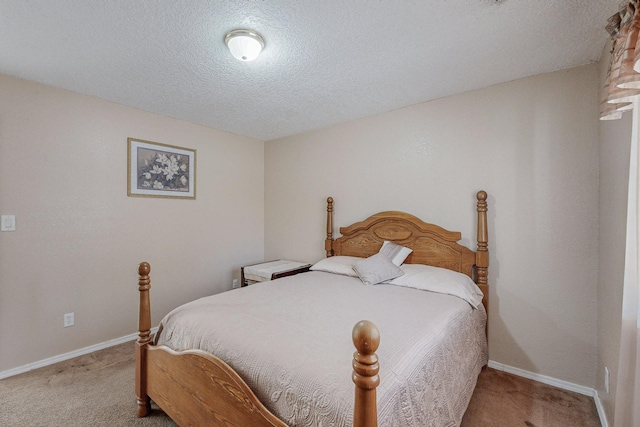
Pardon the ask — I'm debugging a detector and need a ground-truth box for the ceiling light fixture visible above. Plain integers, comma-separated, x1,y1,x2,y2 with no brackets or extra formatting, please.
224,29,264,61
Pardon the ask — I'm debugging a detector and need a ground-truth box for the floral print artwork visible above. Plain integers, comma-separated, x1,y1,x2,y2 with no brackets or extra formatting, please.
136,147,189,192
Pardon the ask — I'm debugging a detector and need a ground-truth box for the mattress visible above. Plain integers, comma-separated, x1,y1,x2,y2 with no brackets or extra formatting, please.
155,270,488,427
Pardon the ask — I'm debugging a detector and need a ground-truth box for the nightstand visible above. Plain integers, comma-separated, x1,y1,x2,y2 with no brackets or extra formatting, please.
241,260,312,287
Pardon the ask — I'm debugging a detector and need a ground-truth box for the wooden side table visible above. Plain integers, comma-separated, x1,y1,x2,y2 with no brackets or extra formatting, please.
241,260,312,287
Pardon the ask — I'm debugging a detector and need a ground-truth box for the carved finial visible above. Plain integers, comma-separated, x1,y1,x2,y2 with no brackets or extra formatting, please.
352,320,380,388
326,197,335,257
138,261,150,276
352,320,380,427
137,262,152,345
475,192,489,318
352,320,380,355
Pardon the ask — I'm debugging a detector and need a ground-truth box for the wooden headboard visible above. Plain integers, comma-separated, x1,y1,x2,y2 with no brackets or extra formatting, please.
324,191,489,314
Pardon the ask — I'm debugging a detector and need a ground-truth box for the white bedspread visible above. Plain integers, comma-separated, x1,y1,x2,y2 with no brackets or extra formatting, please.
155,271,488,427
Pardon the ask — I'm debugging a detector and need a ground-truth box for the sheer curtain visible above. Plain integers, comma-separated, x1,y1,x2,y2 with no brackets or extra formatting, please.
614,98,640,427
601,3,640,426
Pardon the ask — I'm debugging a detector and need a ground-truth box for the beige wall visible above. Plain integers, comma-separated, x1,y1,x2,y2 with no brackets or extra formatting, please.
596,42,631,425
1,60,616,401
0,75,265,372
265,64,600,387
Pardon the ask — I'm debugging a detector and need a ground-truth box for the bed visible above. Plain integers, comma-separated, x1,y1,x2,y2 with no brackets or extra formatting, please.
135,191,490,427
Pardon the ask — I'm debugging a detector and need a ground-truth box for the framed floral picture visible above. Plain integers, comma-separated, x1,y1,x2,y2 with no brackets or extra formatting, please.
127,138,196,199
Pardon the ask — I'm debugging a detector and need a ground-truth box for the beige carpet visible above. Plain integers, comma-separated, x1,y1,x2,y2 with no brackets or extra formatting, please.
1,342,601,426
0,342,176,427
461,367,601,427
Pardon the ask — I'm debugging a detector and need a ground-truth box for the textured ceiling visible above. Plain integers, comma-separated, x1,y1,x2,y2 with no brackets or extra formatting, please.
0,1,617,141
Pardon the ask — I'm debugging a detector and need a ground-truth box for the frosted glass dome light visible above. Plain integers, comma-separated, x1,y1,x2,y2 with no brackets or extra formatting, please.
224,30,264,61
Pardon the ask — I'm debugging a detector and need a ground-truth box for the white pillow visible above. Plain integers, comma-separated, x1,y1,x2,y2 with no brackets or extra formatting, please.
352,253,404,285
378,241,412,266
310,256,362,277
387,263,484,308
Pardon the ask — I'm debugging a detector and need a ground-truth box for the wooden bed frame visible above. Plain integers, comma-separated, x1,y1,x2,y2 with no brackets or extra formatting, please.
135,191,489,427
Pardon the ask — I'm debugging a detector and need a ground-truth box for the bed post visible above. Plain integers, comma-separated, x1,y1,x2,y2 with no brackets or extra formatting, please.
476,191,489,316
135,261,152,417
326,197,334,257
352,320,380,427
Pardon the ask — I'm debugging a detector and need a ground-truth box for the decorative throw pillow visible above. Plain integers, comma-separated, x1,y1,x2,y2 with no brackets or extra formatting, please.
352,253,404,285
378,241,413,266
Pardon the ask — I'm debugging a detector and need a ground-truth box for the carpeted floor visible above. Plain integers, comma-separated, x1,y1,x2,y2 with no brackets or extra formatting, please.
0,342,601,426
0,343,176,427
461,367,601,427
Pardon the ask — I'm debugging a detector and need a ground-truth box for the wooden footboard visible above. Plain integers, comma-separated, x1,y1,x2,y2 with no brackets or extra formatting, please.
135,262,381,427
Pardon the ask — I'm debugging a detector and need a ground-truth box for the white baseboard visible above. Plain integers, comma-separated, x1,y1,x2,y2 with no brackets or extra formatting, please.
488,360,607,427
593,391,610,427
0,327,158,380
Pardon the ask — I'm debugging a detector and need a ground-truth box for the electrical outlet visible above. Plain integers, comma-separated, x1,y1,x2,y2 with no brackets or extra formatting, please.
605,367,610,394
64,312,74,327
232,279,239,289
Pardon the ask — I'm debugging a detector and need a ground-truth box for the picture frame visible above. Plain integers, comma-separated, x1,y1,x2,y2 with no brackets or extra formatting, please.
127,138,196,199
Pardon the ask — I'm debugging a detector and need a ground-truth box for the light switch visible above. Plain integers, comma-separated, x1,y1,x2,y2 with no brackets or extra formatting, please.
1,215,16,231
